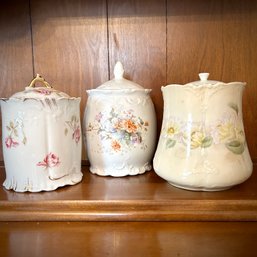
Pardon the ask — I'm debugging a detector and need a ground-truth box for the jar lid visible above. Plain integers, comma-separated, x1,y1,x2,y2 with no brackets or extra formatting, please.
9,74,73,100
187,73,220,86
162,73,246,92
88,62,151,93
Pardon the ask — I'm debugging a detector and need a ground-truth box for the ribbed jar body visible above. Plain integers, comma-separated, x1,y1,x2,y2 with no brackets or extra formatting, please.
1,97,82,192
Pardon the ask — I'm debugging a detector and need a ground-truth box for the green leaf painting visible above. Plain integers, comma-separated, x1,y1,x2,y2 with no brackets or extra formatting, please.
228,102,239,115
225,140,245,155
166,138,176,148
201,136,213,148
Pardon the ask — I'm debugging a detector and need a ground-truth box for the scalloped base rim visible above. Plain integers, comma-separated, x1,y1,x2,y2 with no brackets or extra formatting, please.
89,164,152,177
3,172,83,193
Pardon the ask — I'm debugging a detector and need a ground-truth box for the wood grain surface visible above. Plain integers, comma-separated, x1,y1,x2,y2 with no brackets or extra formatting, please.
0,164,256,222
0,0,257,162
31,0,109,98
1,221,257,257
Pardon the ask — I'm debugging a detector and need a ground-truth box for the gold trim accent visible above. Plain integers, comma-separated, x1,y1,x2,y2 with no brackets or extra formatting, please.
28,74,52,88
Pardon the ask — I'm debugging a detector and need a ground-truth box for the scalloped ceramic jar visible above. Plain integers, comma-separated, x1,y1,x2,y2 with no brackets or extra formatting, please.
0,74,83,192
83,62,157,177
153,73,253,191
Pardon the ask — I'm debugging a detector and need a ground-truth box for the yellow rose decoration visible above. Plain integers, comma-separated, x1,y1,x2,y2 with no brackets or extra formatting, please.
217,122,236,142
190,131,205,149
166,124,179,137
183,130,213,149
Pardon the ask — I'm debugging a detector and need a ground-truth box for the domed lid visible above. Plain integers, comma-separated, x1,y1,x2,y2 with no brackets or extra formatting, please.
162,73,246,92
88,62,151,93
187,73,220,86
9,74,75,100
184,73,246,88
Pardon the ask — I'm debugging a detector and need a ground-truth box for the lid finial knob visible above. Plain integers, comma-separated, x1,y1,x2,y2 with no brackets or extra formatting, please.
114,61,124,80
199,73,210,81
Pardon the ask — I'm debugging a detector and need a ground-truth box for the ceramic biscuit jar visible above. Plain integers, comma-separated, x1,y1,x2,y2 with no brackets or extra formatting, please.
83,62,157,177
0,74,83,192
153,73,253,191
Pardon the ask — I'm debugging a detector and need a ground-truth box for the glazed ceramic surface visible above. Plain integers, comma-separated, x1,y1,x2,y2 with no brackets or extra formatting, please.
0,74,83,192
153,73,253,191
83,62,156,177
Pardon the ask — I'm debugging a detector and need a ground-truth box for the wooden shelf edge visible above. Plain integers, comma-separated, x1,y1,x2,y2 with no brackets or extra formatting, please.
1,165,257,222
1,199,257,222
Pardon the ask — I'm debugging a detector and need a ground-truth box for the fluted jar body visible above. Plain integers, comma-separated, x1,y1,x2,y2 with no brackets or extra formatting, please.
0,75,83,192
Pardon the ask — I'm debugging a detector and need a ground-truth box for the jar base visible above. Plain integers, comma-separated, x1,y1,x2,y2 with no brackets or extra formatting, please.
3,172,83,193
168,181,232,192
89,163,152,177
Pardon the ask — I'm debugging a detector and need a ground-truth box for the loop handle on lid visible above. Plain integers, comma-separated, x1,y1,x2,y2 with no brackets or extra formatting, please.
114,61,124,80
28,74,52,88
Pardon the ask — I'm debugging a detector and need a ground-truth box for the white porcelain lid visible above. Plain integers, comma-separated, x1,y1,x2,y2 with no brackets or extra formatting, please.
9,74,71,100
188,73,220,86
92,62,146,91
163,73,245,91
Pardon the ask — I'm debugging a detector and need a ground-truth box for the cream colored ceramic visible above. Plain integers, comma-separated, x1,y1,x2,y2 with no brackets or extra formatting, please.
0,74,83,192
83,62,156,177
153,73,253,191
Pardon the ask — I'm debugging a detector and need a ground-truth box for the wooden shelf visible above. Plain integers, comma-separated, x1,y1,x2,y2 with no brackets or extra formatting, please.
1,221,257,257
0,164,257,222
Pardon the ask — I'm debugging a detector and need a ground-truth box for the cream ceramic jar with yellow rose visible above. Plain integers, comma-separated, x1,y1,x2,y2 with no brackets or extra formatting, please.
153,73,252,191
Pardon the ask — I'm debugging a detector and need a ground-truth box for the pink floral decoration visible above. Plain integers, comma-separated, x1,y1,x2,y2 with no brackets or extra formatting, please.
5,136,19,149
37,153,60,168
65,116,81,144
72,126,81,144
95,112,103,122
34,88,52,95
